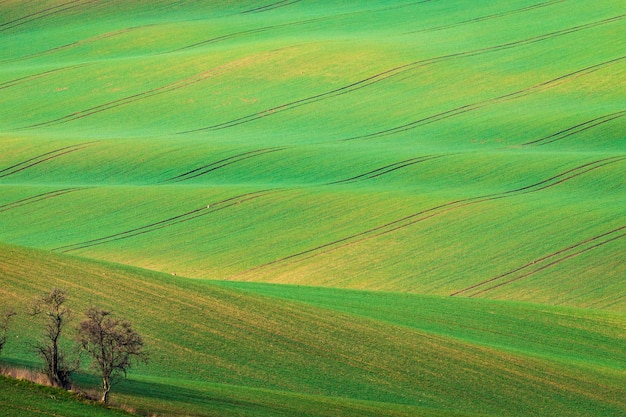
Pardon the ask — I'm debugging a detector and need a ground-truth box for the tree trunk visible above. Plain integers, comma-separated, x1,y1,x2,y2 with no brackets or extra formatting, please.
101,377,111,405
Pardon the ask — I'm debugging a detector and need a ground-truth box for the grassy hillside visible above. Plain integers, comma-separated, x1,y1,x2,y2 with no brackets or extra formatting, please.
1,1,625,416
1,0,624,310
0,374,134,417
1,243,625,417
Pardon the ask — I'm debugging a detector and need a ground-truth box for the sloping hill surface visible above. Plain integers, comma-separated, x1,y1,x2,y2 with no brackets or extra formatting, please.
1,243,625,417
0,375,133,417
0,0,624,308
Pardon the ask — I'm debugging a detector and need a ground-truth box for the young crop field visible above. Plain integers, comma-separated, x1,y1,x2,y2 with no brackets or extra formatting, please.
0,1,624,416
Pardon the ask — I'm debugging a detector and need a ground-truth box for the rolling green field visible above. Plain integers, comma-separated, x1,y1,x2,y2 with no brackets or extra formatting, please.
1,0,625,416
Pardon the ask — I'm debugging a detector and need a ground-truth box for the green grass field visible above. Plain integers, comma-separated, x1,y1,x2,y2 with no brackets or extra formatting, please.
1,1,624,416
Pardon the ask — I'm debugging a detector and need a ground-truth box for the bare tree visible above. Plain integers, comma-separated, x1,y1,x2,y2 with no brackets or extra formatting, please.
78,306,147,404
0,309,16,355
29,288,76,389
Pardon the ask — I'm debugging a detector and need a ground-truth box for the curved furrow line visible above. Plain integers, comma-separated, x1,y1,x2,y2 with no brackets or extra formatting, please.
408,0,564,34
466,232,626,298
0,0,95,33
0,145,81,175
240,0,301,14
169,15,330,53
344,55,626,141
170,2,429,54
297,158,626,264
1,27,138,64
231,157,625,278
501,156,625,196
0,188,84,213
52,190,279,253
0,143,97,179
161,149,276,183
17,51,283,130
0,63,91,91
450,225,626,297
301,158,626,268
522,110,626,146
327,155,444,185
0,0,83,27
162,147,287,184
179,15,625,135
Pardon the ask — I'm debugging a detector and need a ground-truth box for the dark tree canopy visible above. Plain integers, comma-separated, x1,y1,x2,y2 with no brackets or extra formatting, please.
29,288,76,389
78,306,147,404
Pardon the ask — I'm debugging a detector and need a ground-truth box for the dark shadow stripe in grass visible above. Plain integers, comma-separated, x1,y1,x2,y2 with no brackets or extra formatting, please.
52,190,281,253
407,0,565,34
521,110,626,146
343,54,626,141
230,157,626,278
327,154,445,185
451,225,626,297
0,188,85,213
0,0,95,33
160,147,287,184
0,142,97,179
179,15,625,135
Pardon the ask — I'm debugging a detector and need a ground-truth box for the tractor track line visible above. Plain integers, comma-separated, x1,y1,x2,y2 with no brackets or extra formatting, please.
0,144,82,175
0,0,95,33
17,51,283,130
162,149,274,182
0,0,83,27
522,110,626,146
179,15,625,134
0,143,97,179
466,232,626,297
169,16,329,53
171,1,431,53
240,0,301,14
0,188,84,213
344,54,626,141
327,155,444,185
231,157,625,277
1,27,138,64
408,0,564,34
52,190,279,253
0,63,91,90
450,225,626,297
162,147,287,184
290,157,626,265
